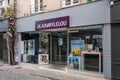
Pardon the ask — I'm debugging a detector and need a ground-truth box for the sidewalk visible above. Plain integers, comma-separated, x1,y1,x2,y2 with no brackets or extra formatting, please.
0,63,108,80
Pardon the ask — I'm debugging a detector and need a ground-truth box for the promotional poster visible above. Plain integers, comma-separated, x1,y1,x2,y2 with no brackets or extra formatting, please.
28,39,35,55
68,56,80,70
71,40,84,55
38,54,49,65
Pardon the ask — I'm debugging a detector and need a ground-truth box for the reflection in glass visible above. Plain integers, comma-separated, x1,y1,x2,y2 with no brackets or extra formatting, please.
39,33,48,54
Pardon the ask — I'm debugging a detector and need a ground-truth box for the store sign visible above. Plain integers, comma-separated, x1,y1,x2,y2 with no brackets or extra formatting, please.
35,16,69,30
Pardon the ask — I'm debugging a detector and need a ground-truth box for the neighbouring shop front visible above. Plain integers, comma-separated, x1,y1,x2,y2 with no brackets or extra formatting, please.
20,16,103,73
0,32,8,62
111,0,120,79
0,20,9,63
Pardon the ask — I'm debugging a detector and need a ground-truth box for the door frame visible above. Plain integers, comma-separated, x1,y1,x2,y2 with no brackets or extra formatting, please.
50,31,68,64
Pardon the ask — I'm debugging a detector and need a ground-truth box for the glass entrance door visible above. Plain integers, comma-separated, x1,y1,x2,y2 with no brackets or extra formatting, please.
51,32,67,64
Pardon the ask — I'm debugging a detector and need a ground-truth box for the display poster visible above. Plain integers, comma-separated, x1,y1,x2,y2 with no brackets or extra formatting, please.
71,40,84,55
28,39,35,55
38,54,49,65
58,38,63,46
68,56,80,70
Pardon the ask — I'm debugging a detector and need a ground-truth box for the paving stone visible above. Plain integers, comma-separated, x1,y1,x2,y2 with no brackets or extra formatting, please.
0,63,109,80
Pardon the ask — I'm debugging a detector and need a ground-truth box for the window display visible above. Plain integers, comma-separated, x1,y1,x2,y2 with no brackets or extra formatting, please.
68,27,103,72
21,33,39,64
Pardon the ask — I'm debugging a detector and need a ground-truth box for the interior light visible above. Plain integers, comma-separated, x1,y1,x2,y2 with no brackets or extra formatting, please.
110,1,114,6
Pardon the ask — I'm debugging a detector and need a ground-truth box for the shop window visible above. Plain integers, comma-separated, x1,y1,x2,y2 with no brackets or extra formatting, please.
62,0,80,7
38,33,49,65
68,27,103,72
21,33,39,64
21,33,50,64
30,0,45,13
39,33,49,54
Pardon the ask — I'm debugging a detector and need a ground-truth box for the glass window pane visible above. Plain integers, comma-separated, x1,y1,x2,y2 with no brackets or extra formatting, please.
73,0,79,4
39,33,49,54
65,0,71,5
40,0,43,11
35,0,38,12
69,27,103,72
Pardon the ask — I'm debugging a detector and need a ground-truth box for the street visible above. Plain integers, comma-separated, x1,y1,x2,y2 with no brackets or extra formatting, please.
0,63,108,80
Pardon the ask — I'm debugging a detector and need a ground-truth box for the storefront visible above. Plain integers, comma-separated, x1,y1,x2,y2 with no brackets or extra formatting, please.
0,32,8,62
20,16,69,65
16,0,111,79
0,19,9,63
20,15,103,72
19,18,109,78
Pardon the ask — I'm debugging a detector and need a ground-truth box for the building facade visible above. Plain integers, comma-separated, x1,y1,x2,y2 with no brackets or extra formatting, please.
16,0,111,79
16,0,95,18
0,0,112,79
